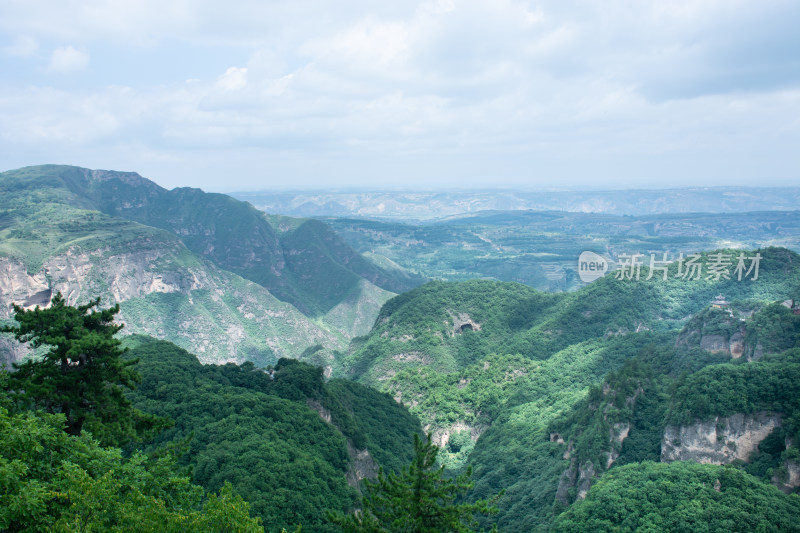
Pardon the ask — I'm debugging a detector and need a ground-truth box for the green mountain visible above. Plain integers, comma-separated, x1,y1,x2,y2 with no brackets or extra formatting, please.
0,165,422,366
340,247,800,531
124,337,421,532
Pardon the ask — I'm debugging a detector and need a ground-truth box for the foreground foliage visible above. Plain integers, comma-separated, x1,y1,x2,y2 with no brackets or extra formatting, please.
0,405,263,532
330,433,500,532
1,293,164,446
126,338,421,532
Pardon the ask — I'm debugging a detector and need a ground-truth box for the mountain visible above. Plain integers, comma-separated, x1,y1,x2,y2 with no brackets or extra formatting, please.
323,210,800,291
339,247,800,531
0,165,422,366
123,337,422,532
232,187,800,220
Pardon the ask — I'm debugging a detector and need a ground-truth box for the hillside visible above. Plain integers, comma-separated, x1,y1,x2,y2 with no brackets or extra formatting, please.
0,165,422,366
341,247,800,531
123,337,422,532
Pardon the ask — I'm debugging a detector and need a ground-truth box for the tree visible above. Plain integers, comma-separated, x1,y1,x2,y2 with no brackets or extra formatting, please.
1,293,164,446
330,433,501,532
0,405,264,532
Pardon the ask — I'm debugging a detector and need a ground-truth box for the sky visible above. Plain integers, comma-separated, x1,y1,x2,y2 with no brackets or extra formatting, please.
1,0,799,192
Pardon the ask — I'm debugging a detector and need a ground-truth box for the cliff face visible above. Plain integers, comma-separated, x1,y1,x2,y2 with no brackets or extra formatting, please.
555,421,631,505
0,238,347,366
0,239,203,318
661,412,782,464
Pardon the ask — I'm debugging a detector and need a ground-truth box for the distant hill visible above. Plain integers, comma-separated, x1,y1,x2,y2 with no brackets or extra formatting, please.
0,165,423,366
324,211,800,292
232,187,800,220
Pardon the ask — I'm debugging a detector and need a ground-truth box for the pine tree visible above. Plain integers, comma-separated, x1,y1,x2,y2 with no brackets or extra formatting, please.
331,433,500,532
2,292,165,446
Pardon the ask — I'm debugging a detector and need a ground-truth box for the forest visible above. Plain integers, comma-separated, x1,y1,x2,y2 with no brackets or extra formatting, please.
3,265,800,531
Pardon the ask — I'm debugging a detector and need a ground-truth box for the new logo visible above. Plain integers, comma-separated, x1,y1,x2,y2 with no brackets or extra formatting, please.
578,251,609,283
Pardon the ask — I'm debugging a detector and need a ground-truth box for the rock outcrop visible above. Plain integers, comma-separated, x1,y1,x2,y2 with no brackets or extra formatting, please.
555,422,631,504
661,412,782,464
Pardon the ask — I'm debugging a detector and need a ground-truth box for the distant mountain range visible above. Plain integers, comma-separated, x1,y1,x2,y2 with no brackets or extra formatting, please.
231,187,800,220
324,210,800,291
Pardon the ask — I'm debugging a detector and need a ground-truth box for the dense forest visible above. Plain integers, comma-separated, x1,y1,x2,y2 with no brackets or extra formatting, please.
4,259,800,530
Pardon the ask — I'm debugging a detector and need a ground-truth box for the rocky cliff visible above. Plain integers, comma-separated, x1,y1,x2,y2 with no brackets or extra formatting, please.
661,412,782,464
0,236,348,366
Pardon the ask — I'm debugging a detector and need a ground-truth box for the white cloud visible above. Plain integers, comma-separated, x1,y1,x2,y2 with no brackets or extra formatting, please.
0,1,798,189
216,67,247,91
2,35,38,57
48,46,89,73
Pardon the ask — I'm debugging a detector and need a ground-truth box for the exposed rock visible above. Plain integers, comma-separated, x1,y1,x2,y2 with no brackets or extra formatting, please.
307,399,332,424
555,462,577,505
605,422,630,469
773,461,800,494
391,352,429,364
700,334,731,353
556,421,632,504
576,462,596,500
449,311,481,336
0,257,50,318
346,442,379,488
431,421,485,449
0,241,346,366
0,335,30,368
729,331,745,359
661,412,782,464
555,459,597,504
307,398,379,488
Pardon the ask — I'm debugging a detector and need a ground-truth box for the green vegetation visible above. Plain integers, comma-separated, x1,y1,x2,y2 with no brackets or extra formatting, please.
340,249,800,531
0,406,264,532
0,164,425,366
330,433,500,532
125,338,421,532
2,294,164,446
0,295,422,532
323,211,800,291
15,164,424,315
668,348,800,430
4,165,800,532
552,462,800,532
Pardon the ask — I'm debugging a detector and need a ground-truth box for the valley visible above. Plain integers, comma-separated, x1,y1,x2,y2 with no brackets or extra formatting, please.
1,165,799,531
322,210,800,291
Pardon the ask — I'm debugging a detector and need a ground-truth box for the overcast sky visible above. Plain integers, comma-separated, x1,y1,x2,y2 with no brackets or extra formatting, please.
1,0,798,191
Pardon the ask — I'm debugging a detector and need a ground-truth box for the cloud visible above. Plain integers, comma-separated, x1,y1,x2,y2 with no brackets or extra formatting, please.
216,67,247,91
48,46,89,73
0,1,798,189
2,36,38,57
